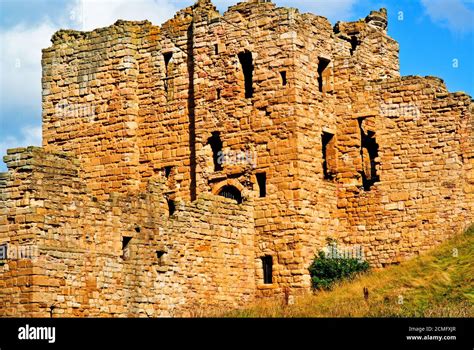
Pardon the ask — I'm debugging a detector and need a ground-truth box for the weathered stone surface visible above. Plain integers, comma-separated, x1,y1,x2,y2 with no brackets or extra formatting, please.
0,0,472,317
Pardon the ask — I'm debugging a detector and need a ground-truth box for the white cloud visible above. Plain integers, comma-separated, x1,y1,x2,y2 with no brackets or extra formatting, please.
0,0,183,168
70,0,180,30
0,0,357,119
0,125,42,171
0,0,182,116
0,21,57,111
421,0,474,33
0,0,363,172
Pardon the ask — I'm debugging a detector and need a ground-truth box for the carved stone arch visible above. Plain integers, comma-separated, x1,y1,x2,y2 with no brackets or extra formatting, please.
212,179,246,204
211,179,245,195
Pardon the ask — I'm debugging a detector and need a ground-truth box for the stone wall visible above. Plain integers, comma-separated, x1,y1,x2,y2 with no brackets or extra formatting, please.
334,76,473,266
41,0,315,293
0,147,255,317
0,0,472,316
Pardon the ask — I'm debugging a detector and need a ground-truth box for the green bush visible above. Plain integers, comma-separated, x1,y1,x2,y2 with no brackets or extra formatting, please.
309,248,370,290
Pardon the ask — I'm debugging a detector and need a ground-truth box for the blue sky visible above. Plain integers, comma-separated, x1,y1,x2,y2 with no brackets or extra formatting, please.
0,0,473,171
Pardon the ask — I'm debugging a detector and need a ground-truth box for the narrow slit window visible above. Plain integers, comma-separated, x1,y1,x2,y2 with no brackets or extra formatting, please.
218,185,242,204
322,132,336,180
167,198,176,216
317,57,330,93
256,172,266,197
163,52,174,99
238,50,254,98
122,236,132,260
280,71,287,86
358,118,380,190
214,43,219,55
164,52,173,77
261,256,273,284
164,166,172,179
208,131,223,171
217,88,221,100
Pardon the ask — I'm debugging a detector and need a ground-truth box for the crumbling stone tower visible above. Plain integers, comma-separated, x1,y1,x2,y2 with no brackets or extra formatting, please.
0,0,472,316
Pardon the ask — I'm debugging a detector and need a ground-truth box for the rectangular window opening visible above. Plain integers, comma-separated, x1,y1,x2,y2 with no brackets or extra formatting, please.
256,172,267,198
167,199,176,216
280,71,287,86
358,118,380,191
238,50,254,99
214,43,219,55
322,131,336,180
0,244,7,260
164,166,172,179
317,57,330,93
156,250,166,265
208,131,223,171
262,256,273,284
163,52,173,99
122,236,132,260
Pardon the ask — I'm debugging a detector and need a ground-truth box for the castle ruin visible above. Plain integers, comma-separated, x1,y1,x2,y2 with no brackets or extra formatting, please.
0,0,472,317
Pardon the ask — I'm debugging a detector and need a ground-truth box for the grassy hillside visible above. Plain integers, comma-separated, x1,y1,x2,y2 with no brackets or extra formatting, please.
224,225,474,317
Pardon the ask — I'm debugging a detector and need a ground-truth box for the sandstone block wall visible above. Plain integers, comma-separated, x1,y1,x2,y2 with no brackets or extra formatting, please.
0,147,255,316
0,0,472,316
333,76,472,266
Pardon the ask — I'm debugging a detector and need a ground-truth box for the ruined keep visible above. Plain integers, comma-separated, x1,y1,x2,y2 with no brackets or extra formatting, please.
0,0,472,317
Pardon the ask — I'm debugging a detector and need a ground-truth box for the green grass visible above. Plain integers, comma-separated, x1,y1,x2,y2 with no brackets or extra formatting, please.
222,225,474,317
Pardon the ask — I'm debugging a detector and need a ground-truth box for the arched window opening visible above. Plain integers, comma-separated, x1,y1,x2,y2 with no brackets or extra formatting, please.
122,236,132,260
218,185,242,204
